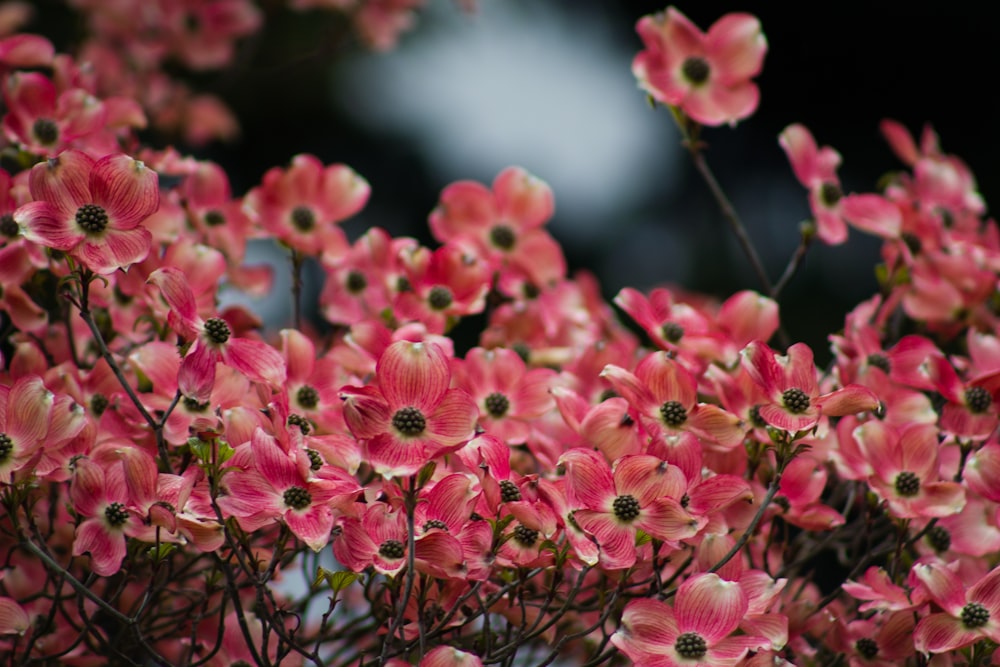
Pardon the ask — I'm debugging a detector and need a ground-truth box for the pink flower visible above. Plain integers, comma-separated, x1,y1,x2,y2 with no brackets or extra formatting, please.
339,340,478,478
912,560,1000,654
15,149,158,274
740,340,879,433
611,572,766,666
632,7,767,127
779,123,901,245
148,266,286,401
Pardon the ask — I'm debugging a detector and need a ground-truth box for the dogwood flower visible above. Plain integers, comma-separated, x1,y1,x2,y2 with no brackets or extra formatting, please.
633,7,767,126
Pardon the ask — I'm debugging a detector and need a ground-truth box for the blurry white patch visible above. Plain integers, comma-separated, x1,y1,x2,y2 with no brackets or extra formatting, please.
338,0,678,247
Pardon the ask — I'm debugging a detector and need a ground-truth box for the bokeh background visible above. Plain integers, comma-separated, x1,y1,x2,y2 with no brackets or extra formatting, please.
32,0,1000,355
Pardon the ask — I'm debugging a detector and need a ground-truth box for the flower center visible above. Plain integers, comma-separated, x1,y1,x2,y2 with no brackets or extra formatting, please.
203,209,225,226
499,479,521,503
33,118,59,145
961,602,990,628
392,406,427,436
104,502,129,527
782,388,811,414
661,322,684,343
297,385,319,410
90,393,109,416
925,525,951,552
290,205,316,232
965,386,993,414
182,396,210,412
203,317,231,344
612,494,641,522
894,470,920,497
855,638,879,659
866,353,891,373
379,539,405,559
345,270,367,293
513,524,539,547
288,413,312,435
0,213,18,237
659,400,688,427
484,392,510,418
423,519,448,531
282,486,312,510
305,448,323,470
0,433,12,463
680,57,710,85
674,631,707,659
75,203,109,234
820,181,843,207
489,224,516,250
749,404,767,428
428,286,453,310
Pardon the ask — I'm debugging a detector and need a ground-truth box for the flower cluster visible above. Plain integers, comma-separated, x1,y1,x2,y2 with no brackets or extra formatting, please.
1,3,999,667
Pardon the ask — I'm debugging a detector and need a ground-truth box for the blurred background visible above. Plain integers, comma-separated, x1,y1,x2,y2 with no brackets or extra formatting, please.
31,0,1000,354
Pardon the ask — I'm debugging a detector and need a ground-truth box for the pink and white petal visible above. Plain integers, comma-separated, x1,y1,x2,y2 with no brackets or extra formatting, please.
426,474,476,530
73,518,126,577
419,646,483,667
966,444,1000,503
147,267,201,332
492,166,554,230
572,510,635,570
880,119,920,167
559,448,616,509
28,149,94,218
365,432,431,479
600,364,657,414
912,561,968,614
706,13,767,83
0,597,30,635
840,193,902,239
740,341,786,402
683,81,759,127
757,403,818,432
580,398,644,461
512,229,566,286
638,352,697,408
705,635,763,663
6,375,52,445
279,328,316,383
614,455,686,505
77,225,151,274
251,428,300,490
688,403,746,448
968,565,1000,617
222,337,287,387
378,340,450,411
179,343,218,403
285,504,334,551
674,572,747,642
779,124,821,187
895,423,941,476
783,343,820,395
414,531,466,578
814,206,849,245
15,200,83,250
429,180,496,242
914,613,979,654
425,389,478,446
613,597,679,658
90,154,159,228
637,497,704,541
686,474,753,516
718,290,779,348
939,403,998,439
339,386,391,439
815,384,880,419
655,8,705,65
320,164,370,222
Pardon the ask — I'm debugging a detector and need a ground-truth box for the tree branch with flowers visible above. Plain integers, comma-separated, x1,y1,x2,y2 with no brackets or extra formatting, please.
1,2,998,666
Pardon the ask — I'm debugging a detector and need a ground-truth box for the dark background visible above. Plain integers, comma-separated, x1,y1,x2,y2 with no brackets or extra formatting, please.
31,0,1000,353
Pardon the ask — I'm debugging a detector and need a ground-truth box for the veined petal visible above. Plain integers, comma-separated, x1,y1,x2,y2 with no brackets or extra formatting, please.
251,428,299,490
614,455,686,505
688,403,746,448
15,200,83,250
76,225,151,274
572,510,636,570
91,154,159,228
28,149,93,219
600,363,657,413
285,503,334,552
222,337,287,387
636,497,703,541
378,340,451,411
425,389,478,446
638,352,697,407
559,448,615,509
686,474,753,516
365,432,433,479
340,386,391,439
73,518,126,577
0,597,30,636
148,267,201,332
675,573,747,643
814,384,879,418
969,565,1000,616
6,375,52,446
613,597,679,658
179,343,217,403
914,613,979,654
912,561,967,614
